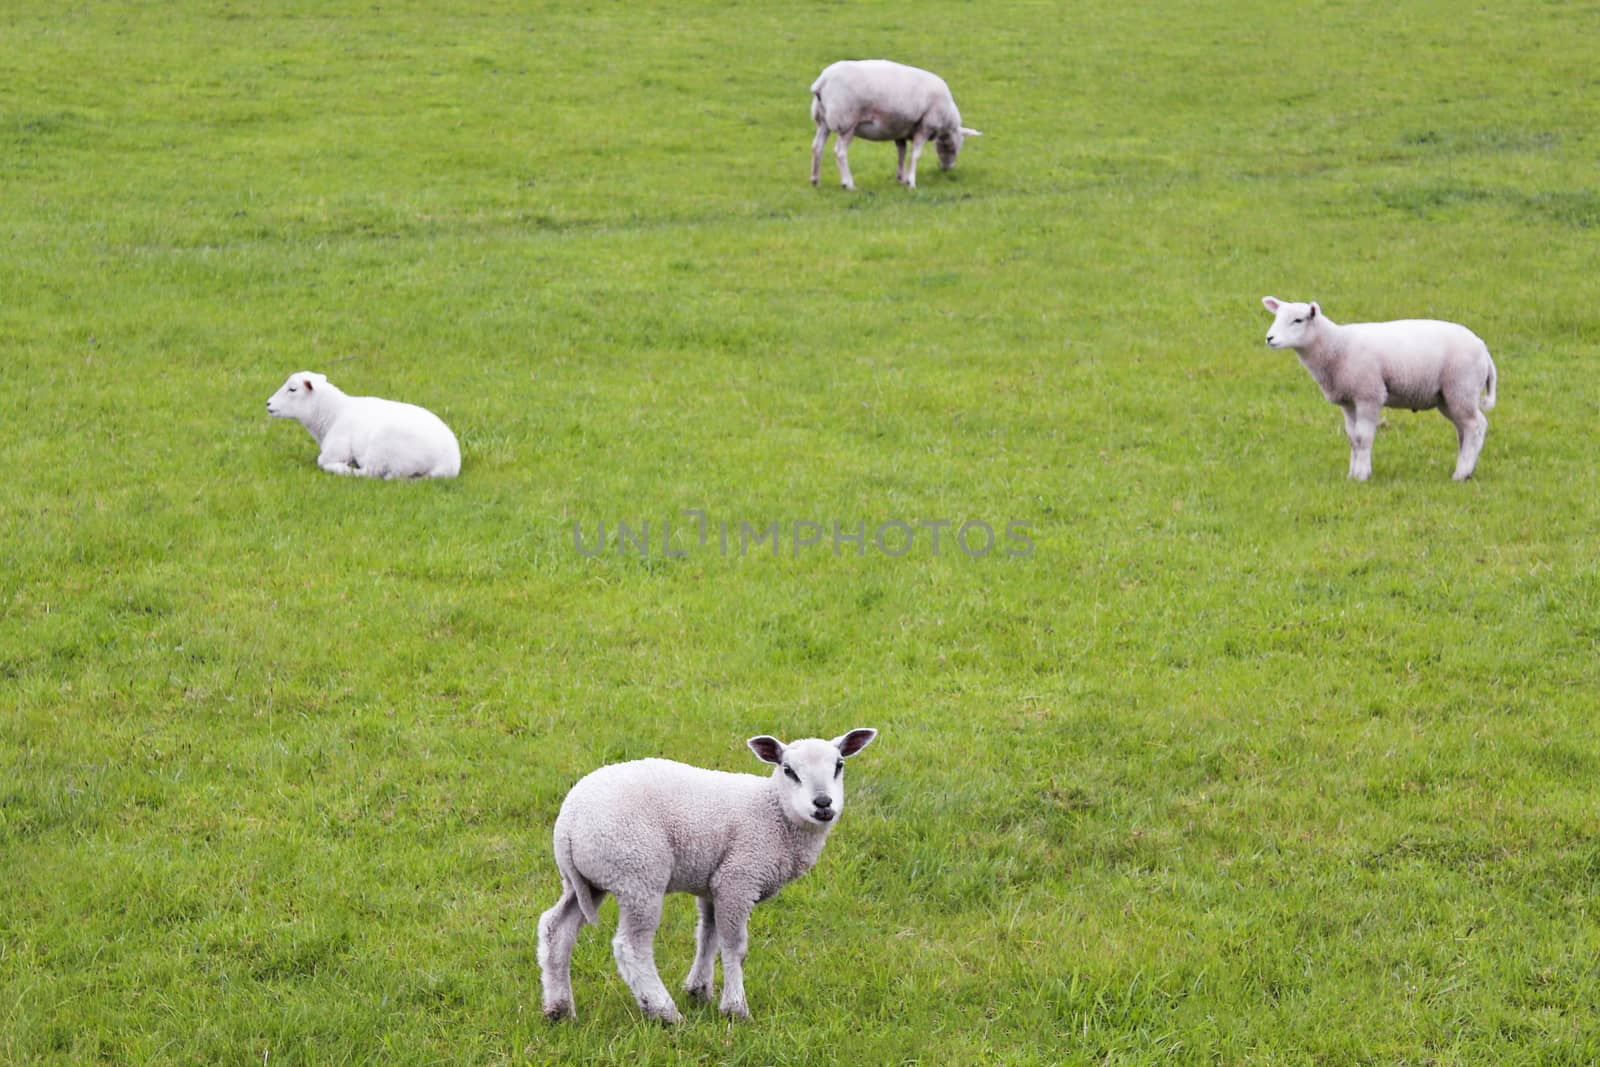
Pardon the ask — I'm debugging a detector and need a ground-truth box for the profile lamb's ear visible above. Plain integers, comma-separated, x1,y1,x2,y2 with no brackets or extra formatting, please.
832,728,878,758
1308,302,1319,320
960,126,982,137
1262,296,1281,312
302,377,315,392
748,735,786,765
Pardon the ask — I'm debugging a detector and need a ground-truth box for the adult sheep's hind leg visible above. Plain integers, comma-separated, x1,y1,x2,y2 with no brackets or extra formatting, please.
682,896,719,1003
611,891,682,1023
833,130,857,190
810,124,829,186
895,139,908,183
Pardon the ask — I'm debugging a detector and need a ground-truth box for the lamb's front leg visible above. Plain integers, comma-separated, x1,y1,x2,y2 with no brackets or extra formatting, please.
712,895,754,1019
682,895,719,1003
1344,402,1380,481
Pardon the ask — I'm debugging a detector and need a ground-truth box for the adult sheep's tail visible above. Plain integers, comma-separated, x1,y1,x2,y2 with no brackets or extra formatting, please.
1483,350,1498,411
555,830,599,924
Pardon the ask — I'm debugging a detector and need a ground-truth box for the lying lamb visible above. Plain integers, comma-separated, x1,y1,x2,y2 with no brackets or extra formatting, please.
265,371,461,479
810,60,980,190
538,728,879,1023
1261,297,1499,481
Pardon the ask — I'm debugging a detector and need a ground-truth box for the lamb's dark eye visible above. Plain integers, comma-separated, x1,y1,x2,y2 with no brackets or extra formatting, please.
783,765,799,783
834,760,844,777
1291,318,1303,325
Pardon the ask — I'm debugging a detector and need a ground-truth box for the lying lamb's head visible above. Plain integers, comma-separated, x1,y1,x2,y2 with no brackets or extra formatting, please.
748,728,878,827
266,371,329,420
935,126,983,170
1262,296,1321,349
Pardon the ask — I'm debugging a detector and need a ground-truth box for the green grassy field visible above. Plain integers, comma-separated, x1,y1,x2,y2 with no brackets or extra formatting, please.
5,1,1599,1062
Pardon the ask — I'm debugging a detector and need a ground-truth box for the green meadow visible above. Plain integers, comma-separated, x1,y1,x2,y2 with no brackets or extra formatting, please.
4,0,1599,1062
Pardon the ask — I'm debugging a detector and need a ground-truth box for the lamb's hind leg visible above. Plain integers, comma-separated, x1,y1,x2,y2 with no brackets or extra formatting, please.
682,895,719,1003
1442,393,1487,481
895,139,908,183
833,129,857,190
611,891,681,1023
539,887,598,1020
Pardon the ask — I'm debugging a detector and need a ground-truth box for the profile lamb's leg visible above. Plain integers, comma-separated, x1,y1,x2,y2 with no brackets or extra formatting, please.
682,896,719,1003
538,889,592,1020
811,125,829,187
833,130,857,190
1442,392,1488,481
611,891,681,1023
1345,402,1380,481
895,139,908,183
712,895,754,1019
903,131,931,189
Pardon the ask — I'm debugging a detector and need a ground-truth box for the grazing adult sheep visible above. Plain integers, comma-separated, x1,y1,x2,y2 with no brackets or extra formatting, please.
538,728,880,1023
1261,297,1498,481
810,60,980,190
265,371,461,479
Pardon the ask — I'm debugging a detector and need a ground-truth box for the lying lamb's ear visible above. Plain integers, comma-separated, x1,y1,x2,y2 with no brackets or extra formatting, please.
1308,303,1319,320
748,736,786,765
1262,296,1280,312
832,728,878,758
302,377,315,392
961,127,982,137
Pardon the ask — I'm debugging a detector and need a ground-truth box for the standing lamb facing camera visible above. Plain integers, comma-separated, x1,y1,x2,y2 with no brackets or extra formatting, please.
1261,297,1498,481
265,371,461,479
810,60,980,190
538,728,879,1023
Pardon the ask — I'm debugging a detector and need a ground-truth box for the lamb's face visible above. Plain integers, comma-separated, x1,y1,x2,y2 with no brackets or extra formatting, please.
266,371,327,420
1262,297,1320,349
748,729,878,828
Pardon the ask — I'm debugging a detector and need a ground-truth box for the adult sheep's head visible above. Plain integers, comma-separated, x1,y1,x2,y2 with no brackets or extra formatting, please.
1262,296,1321,349
266,371,329,420
935,126,982,170
748,729,878,828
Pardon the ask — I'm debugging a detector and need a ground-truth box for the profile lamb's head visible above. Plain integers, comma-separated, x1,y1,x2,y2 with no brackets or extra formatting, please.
266,371,329,420
1262,296,1321,350
747,729,878,826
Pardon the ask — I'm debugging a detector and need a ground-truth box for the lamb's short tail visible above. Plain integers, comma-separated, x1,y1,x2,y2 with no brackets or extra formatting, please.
555,831,599,924
1483,350,1498,411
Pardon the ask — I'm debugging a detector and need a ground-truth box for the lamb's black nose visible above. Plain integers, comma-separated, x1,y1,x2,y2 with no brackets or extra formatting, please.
813,795,832,809
1265,335,1275,345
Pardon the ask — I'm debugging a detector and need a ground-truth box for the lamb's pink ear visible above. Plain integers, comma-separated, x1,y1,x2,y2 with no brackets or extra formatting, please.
748,736,786,765
832,728,878,758
1262,296,1280,312
1308,303,1319,320
302,377,315,392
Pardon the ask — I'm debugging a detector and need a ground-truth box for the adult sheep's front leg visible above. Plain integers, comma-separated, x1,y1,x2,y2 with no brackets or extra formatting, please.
682,896,719,1003
712,896,754,1019
903,130,932,189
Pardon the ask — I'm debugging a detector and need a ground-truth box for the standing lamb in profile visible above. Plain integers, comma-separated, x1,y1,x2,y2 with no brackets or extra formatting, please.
1261,297,1498,481
265,371,461,479
538,728,879,1023
810,60,980,190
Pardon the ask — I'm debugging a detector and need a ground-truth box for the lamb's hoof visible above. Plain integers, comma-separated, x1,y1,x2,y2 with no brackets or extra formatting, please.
543,1000,574,1021
719,1001,751,1021
642,999,683,1025
684,981,715,1003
